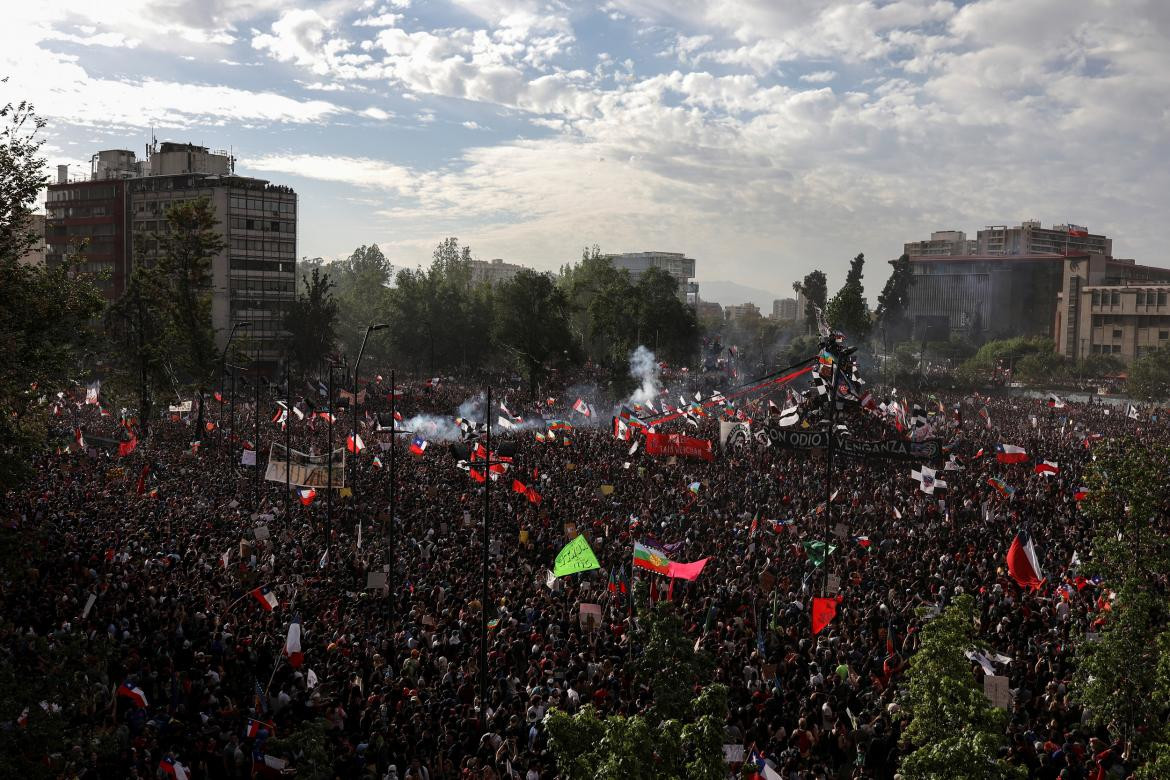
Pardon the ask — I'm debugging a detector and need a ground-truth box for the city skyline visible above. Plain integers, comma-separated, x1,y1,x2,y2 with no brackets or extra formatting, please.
5,0,1170,301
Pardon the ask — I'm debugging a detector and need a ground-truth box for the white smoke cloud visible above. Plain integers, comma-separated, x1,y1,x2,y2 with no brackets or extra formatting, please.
627,345,662,407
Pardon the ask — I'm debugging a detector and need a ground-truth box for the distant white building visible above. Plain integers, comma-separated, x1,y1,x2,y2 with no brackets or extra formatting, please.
725,302,761,321
469,258,531,286
604,251,697,303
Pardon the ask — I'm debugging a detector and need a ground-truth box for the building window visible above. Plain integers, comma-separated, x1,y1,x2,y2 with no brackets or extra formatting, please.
1091,290,1100,306
1160,292,1168,306
1111,291,1120,305
1136,291,1145,305
1112,328,1123,339
1161,331,1169,341
1112,344,1122,354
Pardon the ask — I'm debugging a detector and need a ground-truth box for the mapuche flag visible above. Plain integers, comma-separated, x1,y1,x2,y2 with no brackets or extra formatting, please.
632,541,709,580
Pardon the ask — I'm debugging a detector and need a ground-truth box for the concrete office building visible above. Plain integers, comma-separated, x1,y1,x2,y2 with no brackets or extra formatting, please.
905,253,1073,342
976,221,1111,257
469,258,530,286
47,141,297,370
604,251,697,303
724,302,761,321
15,213,46,267
903,230,976,258
1054,254,1170,363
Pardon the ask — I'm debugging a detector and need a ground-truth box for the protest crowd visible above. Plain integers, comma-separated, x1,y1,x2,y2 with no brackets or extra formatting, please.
3,345,1168,780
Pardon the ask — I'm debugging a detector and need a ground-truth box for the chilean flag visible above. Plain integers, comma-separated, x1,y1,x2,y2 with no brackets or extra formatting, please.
996,444,1029,464
1007,531,1044,589
116,682,148,708
158,757,190,780
284,616,304,668
251,585,280,611
1074,487,1089,501
409,435,428,456
297,488,317,506
1034,460,1060,476
246,718,274,739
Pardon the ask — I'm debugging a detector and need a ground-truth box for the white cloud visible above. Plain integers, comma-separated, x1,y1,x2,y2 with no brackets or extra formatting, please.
800,69,836,82
461,120,482,129
362,106,393,120
354,13,403,27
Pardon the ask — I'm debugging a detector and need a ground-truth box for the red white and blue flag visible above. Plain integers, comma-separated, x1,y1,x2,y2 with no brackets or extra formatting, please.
996,444,1029,464
117,682,148,708
245,718,274,739
1007,530,1044,590
409,435,428,456
251,585,279,611
158,757,190,780
297,488,317,506
1034,460,1060,476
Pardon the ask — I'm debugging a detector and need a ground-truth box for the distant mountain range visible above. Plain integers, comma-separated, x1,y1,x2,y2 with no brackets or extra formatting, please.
694,279,784,310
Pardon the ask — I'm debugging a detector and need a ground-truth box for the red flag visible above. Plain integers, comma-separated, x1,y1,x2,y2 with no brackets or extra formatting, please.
118,434,138,457
512,479,527,495
135,464,151,495
812,596,842,635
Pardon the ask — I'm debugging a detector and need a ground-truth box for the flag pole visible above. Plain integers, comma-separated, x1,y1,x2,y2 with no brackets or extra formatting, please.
265,588,298,695
389,369,397,622
284,356,291,519
481,384,491,713
823,359,838,598
327,361,334,530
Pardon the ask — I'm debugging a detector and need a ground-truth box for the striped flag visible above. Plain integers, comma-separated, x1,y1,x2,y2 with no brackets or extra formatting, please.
251,585,279,611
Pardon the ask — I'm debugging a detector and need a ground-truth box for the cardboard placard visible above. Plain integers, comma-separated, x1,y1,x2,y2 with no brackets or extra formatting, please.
833,522,848,540
366,572,387,590
579,603,602,631
253,525,270,541
984,674,1011,709
722,745,745,764
826,572,841,594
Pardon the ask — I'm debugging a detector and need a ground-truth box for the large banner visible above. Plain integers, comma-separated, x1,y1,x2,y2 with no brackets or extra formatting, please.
265,443,346,488
644,432,714,462
761,427,942,461
719,420,751,449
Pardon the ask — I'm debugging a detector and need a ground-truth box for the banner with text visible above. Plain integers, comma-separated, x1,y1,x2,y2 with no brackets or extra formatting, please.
644,432,715,462
761,427,941,461
265,443,347,488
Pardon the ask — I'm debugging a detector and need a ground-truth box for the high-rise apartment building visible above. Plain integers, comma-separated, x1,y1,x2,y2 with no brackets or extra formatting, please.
15,213,46,267
772,297,798,321
46,142,297,371
469,258,530,286
604,251,697,303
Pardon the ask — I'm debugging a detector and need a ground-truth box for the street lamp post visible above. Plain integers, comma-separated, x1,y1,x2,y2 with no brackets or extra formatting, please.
353,323,389,465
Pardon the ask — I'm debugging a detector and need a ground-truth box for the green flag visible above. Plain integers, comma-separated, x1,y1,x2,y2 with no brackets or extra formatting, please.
802,540,838,568
553,535,600,577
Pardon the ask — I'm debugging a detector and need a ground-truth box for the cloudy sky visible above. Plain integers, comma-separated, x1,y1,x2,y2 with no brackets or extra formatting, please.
5,0,1169,302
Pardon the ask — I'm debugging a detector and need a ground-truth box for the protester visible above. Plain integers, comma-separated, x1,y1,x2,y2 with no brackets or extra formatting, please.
3,365,1163,779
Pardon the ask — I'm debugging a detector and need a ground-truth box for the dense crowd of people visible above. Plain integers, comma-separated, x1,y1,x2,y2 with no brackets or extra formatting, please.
3,361,1167,779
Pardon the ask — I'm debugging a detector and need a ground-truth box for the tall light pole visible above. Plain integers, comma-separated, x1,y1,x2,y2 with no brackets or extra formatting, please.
381,370,413,618
218,321,250,442
352,324,388,466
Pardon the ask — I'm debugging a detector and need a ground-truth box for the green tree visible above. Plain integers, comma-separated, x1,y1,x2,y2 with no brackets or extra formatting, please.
0,86,104,488
494,269,574,396
793,270,827,335
104,267,171,433
285,267,339,377
1072,438,1170,758
634,266,698,367
1014,352,1070,384
875,253,914,348
153,198,226,384
547,594,726,780
1128,346,1170,401
826,252,871,340
899,594,1024,780
264,717,333,780
332,244,394,363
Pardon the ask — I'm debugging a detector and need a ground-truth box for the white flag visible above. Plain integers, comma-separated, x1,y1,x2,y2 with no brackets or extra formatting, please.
241,449,257,466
